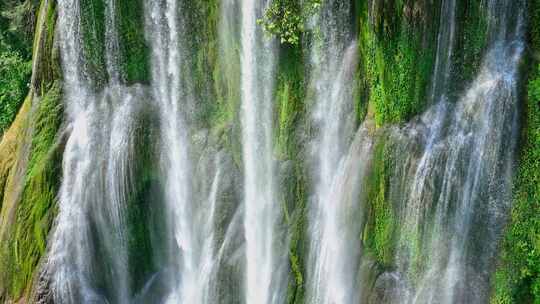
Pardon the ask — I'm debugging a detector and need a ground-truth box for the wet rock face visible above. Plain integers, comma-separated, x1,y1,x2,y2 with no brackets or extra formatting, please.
368,271,408,304
33,267,54,304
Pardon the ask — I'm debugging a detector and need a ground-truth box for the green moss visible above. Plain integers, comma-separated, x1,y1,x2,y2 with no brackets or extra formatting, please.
115,0,150,84
449,0,488,97
493,67,540,303
79,0,107,87
125,112,161,293
8,82,63,297
492,64,540,303
275,44,305,159
358,1,438,126
286,189,307,304
272,43,308,304
363,136,396,267
491,2,540,301
33,0,59,91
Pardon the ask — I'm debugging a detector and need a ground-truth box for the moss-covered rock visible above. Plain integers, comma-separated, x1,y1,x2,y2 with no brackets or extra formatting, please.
79,0,107,87
357,0,440,125
491,1,540,302
362,135,396,268
115,0,150,84
9,82,63,298
0,0,63,301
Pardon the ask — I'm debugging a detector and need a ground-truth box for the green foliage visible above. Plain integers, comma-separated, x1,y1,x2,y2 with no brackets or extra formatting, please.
449,0,489,96
275,44,305,158
0,0,37,58
363,137,396,267
491,1,540,301
0,0,34,135
0,48,31,135
79,0,107,87
8,82,63,297
285,170,307,304
116,0,150,84
492,64,540,303
259,0,320,45
358,1,437,126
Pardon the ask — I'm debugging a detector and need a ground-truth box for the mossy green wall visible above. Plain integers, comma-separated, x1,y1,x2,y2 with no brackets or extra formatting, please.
357,0,440,125
491,0,540,302
0,0,63,301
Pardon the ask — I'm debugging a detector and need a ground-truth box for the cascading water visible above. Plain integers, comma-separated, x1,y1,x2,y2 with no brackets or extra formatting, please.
49,0,145,303
49,0,225,302
306,1,366,304
38,0,527,303
429,0,457,102
240,0,286,304
143,1,229,303
373,0,525,303
144,1,197,302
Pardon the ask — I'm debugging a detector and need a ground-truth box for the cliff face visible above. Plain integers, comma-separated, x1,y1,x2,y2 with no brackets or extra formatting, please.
0,0,537,303
0,0,61,302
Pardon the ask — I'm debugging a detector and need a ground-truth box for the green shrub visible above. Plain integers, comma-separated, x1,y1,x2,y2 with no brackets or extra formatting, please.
0,48,31,135
259,0,320,45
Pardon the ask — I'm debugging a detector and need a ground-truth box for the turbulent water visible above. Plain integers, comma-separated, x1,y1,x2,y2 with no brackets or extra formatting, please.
44,0,525,303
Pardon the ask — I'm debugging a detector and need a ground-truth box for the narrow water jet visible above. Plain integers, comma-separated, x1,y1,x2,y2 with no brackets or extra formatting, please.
239,0,285,303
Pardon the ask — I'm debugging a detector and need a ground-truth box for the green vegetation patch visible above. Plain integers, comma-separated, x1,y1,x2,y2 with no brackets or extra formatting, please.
0,48,31,135
275,44,305,159
8,82,63,297
492,64,540,304
362,136,396,267
259,0,320,45
115,0,150,84
79,0,107,87
449,0,489,97
491,1,540,302
357,1,438,126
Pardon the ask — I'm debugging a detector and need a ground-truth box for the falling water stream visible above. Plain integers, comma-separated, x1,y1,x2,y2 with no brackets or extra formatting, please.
240,1,286,303
49,0,145,302
306,1,368,304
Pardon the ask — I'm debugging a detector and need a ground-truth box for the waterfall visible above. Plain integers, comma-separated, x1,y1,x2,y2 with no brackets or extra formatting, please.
240,0,285,303
40,0,527,303
429,0,457,102
144,1,230,303
51,0,132,301
144,1,197,302
377,0,525,303
306,1,364,303
49,0,145,302
50,0,225,302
